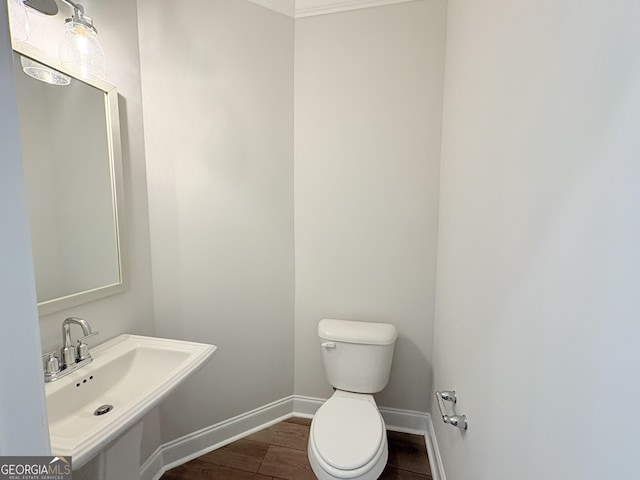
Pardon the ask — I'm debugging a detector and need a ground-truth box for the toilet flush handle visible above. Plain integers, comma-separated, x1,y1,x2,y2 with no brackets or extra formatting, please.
322,341,336,349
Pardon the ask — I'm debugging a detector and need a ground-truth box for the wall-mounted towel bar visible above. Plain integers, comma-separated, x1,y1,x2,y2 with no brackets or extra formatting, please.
435,390,468,430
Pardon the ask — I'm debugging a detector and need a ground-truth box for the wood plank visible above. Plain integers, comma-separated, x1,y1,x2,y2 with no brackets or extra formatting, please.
284,416,312,427
197,438,270,473
161,460,274,480
387,430,432,475
257,445,317,480
379,464,432,480
245,420,310,451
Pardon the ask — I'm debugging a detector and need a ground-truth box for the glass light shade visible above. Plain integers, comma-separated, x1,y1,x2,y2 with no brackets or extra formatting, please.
20,56,71,86
58,21,106,81
8,0,30,42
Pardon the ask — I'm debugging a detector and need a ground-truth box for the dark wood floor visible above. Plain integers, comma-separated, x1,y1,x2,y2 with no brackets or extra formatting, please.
161,417,432,480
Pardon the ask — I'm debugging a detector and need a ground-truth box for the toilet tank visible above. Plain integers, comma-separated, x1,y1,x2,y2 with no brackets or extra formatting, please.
318,319,397,394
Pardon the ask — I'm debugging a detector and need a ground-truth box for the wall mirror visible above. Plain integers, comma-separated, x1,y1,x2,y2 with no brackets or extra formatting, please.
12,42,127,315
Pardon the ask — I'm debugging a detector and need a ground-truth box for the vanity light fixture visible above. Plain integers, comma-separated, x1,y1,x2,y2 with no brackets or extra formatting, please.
20,55,71,85
17,0,107,81
58,0,106,81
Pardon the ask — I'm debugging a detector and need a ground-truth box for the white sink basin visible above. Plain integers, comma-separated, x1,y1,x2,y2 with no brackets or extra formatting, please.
45,334,216,468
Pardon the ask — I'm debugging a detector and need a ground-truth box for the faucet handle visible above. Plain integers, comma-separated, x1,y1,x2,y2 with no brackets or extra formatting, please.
61,344,76,367
42,351,60,375
76,331,99,361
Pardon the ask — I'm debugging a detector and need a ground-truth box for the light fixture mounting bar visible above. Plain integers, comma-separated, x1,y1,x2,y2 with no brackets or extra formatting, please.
60,0,83,11
59,0,98,33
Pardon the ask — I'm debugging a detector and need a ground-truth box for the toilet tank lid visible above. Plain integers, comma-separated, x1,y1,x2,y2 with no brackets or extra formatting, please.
318,319,397,345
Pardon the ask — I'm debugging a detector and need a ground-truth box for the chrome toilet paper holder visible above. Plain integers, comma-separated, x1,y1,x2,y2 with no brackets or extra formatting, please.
435,390,468,430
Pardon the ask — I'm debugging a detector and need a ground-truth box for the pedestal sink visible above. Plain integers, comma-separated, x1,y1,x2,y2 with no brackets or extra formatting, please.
44,334,216,478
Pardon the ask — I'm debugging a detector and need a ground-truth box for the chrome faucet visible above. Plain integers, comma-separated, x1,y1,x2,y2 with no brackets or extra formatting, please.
42,317,99,383
61,317,94,367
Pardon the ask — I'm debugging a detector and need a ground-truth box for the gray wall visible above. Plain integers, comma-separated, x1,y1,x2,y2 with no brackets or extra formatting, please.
432,0,640,478
294,0,446,412
137,0,295,443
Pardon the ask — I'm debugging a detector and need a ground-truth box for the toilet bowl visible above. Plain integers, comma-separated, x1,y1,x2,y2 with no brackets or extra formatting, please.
308,391,388,480
307,319,397,480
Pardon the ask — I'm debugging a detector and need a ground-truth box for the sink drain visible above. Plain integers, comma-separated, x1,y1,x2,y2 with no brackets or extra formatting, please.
94,404,114,416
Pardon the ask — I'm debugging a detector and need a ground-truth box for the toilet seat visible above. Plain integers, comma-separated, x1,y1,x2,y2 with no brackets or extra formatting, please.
309,394,386,479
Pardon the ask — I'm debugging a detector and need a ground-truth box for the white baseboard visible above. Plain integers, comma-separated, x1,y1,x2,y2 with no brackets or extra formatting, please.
140,450,165,480
140,396,294,480
425,414,446,480
141,395,442,480
292,394,322,417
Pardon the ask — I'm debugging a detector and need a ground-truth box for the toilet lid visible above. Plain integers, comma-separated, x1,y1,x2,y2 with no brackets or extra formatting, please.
312,396,384,471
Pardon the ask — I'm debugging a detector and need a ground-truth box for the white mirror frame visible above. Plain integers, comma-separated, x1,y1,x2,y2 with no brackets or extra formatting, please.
12,41,128,315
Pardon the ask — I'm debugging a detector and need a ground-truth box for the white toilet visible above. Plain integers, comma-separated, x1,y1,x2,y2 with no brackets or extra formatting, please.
308,318,398,480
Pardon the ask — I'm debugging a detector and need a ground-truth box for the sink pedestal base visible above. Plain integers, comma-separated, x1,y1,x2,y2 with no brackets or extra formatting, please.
74,421,143,480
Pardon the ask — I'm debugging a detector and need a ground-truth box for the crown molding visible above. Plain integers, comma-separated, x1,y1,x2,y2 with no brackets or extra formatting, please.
247,0,295,18
247,0,420,18
295,0,420,18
